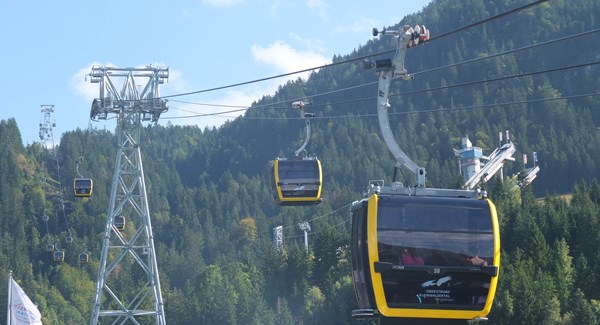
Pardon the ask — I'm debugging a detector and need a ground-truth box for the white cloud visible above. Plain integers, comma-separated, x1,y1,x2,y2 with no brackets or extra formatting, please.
164,40,332,130
161,41,331,130
201,0,244,7
306,0,328,20
70,62,110,101
250,40,330,79
162,87,265,130
290,33,326,53
333,17,380,34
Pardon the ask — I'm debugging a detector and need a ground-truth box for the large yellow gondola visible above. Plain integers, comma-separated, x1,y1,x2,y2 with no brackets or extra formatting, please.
272,157,322,206
74,178,93,197
351,192,500,322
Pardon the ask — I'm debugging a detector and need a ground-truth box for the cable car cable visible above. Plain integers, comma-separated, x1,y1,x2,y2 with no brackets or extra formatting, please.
284,217,352,240
74,119,95,198
279,202,352,232
166,91,600,122
413,27,600,77
49,127,74,242
160,0,549,100
390,60,600,99
162,61,600,121
160,28,600,119
427,0,548,43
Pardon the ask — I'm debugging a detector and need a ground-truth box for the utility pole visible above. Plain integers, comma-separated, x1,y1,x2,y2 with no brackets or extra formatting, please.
88,65,169,325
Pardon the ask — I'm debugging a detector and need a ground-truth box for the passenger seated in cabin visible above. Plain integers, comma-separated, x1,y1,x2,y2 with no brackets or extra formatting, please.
401,247,424,265
468,247,488,266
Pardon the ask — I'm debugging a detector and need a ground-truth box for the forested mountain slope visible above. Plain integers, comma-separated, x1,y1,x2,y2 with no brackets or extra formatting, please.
1,0,600,324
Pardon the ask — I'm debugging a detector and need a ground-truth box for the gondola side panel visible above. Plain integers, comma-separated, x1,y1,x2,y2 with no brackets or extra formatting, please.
482,198,501,315
351,199,377,311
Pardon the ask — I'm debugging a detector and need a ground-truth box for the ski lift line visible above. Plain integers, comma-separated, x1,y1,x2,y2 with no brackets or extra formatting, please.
161,61,600,121
162,106,248,119
413,27,600,77
168,99,249,109
162,91,600,122
74,119,94,197
431,91,600,114
390,60,600,99
428,0,549,43
168,88,600,122
160,0,549,99
313,91,600,119
167,80,372,112
279,203,352,232
284,217,352,239
160,28,600,118
39,107,74,244
289,58,600,112
332,61,600,109
48,139,73,238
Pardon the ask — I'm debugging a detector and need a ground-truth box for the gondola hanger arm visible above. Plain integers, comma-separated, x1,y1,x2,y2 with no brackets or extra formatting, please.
76,156,84,178
292,101,315,158
365,25,429,187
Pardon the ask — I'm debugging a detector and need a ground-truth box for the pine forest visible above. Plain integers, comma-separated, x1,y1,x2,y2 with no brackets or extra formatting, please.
1,0,600,324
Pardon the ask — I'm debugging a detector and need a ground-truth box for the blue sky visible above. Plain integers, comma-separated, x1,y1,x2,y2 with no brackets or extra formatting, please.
0,0,431,146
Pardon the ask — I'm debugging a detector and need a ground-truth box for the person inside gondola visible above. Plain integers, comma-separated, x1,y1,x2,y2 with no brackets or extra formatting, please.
468,247,488,266
401,247,424,265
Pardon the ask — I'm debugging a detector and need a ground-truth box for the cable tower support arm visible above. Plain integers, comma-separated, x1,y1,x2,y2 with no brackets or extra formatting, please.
89,65,169,122
365,25,429,187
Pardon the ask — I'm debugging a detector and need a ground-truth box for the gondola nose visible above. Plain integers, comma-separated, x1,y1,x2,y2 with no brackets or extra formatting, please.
74,178,94,197
273,157,323,205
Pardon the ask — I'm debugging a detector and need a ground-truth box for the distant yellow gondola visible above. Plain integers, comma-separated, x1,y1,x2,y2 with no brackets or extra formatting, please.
74,178,93,197
53,250,65,263
273,157,322,206
114,215,125,231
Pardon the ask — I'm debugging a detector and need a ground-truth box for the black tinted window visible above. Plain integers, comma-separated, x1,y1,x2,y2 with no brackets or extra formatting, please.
278,160,319,179
377,196,495,264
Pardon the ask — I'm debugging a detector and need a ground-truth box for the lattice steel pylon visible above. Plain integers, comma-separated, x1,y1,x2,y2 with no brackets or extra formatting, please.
88,65,169,325
39,104,56,146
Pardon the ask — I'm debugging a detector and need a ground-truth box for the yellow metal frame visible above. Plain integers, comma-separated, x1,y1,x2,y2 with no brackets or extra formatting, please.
114,215,126,231
53,251,65,262
79,253,89,263
367,194,501,319
273,159,322,204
